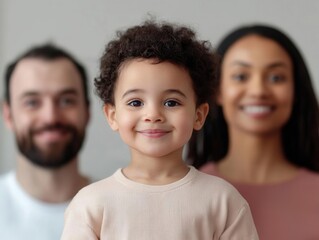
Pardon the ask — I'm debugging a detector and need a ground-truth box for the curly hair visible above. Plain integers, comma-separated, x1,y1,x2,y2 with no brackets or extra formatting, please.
94,21,218,106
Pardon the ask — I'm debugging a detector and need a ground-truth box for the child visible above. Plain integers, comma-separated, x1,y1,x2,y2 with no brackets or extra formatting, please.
61,21,259,240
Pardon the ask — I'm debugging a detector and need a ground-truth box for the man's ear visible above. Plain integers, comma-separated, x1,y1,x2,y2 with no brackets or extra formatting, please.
103,104,119,131
193,103,209,131
2,101,14,130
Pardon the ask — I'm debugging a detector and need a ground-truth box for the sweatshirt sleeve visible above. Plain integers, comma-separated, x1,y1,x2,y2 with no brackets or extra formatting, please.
220,203,259,240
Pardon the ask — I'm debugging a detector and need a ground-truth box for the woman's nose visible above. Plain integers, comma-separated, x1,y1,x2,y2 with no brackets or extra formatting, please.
248,76,270,98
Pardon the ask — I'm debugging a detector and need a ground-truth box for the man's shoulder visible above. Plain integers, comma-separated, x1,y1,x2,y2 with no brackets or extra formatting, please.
0,172,17,217
0,171,14,191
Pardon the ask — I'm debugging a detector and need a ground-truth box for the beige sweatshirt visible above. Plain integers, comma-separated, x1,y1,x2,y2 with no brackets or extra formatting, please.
61,166,259,240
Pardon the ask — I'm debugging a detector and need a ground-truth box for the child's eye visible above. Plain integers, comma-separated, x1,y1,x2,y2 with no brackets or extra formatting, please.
128,100,143,107
164,100,180,107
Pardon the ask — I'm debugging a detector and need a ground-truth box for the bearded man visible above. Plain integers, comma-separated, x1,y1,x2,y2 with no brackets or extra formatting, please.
0,44,91,240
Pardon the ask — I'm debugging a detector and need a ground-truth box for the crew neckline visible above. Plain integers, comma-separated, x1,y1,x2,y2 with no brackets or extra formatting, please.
113,166,198,193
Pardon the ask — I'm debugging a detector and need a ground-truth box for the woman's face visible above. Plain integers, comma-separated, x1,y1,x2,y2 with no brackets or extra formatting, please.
218,34,294,136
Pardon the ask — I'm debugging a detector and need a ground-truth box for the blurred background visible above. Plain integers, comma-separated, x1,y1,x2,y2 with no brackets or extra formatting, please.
1,0,318,180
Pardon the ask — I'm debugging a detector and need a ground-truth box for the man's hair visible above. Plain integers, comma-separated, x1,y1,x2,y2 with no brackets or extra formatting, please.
95,20,218,106
4,43,90,105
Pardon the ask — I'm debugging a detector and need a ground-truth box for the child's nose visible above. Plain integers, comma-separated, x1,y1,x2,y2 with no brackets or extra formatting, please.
143,105,165,123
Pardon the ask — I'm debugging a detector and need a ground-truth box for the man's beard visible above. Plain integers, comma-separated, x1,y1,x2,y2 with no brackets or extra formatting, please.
15,123,85,169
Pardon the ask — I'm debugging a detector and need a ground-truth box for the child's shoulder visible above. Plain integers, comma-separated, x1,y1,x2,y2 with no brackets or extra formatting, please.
193,168,247,203
194,167,235,187
73,171,119,201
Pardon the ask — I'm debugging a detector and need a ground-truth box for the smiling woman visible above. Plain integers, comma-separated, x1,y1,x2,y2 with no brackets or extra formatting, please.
219,35,294,135
188,24,319,239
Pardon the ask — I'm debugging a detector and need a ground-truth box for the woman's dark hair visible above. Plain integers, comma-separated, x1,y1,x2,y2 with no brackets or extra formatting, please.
4,43,90,106
94,20,217,106
188,24,319,172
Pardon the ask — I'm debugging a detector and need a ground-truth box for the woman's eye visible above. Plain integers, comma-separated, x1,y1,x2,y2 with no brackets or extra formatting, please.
164,100,180,107
128,100,143,107
268,74,285,83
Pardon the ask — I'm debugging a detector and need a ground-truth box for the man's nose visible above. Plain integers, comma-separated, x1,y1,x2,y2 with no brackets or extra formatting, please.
40,101,61,124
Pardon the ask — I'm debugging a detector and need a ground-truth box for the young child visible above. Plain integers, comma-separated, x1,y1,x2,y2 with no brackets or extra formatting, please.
61,21,259,240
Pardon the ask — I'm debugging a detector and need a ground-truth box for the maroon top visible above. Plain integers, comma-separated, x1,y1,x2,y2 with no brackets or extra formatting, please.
200,162,319,240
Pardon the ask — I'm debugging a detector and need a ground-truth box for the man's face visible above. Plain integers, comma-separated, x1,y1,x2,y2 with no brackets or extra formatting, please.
3,57,89,168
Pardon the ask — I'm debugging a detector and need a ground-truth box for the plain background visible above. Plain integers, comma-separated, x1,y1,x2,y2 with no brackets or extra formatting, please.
1,0,318,180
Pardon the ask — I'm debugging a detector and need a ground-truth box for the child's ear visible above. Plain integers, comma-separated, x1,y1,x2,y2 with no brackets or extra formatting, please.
103,104,119,131
193,103,209,130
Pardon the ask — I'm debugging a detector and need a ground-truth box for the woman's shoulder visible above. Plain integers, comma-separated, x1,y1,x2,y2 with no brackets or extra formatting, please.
296,168,319,185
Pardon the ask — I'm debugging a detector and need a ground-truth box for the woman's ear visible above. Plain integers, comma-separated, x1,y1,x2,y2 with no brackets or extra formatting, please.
216,88,223,105
193,103,209,131
103,104,119,131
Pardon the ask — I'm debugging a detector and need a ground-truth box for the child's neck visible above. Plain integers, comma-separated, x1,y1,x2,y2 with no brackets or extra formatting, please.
123,154,189,185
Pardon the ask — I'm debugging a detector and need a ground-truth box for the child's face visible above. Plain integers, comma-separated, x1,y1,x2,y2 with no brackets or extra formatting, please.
104,59,208,159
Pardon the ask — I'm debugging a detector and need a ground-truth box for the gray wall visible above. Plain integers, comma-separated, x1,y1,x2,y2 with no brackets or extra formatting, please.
0,0,4,172
1,0,318,180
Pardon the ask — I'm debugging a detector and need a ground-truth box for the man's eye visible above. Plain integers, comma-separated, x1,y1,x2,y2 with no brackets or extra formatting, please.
128,100,143,107
60,97,76,107
24,99,40,108
164,100,180,107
